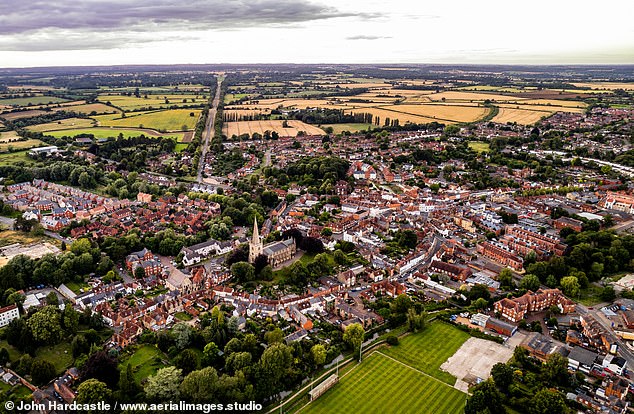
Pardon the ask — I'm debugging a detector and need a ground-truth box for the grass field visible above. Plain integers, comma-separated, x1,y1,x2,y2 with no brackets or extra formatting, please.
571,82,634,91
0,150,37,166
223,120,325,137
46,127,184,140
0,109,48,120
0,138,44,152
119,345,168,384
36,342,73,374
0,131,20,140
468,141,490,153
98,94,208,111
26,117,96,132
302,352,466,414
321,123,375,134
493,107,551,125
379,322,469,385
0,96,69,107
53,102,118,115
95,109,201,131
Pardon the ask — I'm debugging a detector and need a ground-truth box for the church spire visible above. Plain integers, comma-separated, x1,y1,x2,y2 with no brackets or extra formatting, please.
252,217,259,244
249,216,263,263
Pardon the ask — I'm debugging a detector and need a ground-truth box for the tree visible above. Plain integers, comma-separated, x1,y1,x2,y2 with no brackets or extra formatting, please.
264,328,283,344
172,322,193,350
230,262,255,283
225,352,251,374
27,305,63,344
145,366,183,402
601,285,616,302
81,351,120,388
498,268,514,290
491,363,514,391
46,291,59,306
465,379,506,414
63,303,79,335
407,308,427,332
30,359,56,386
118,363,140,399
134,266,146,279
343,323,365,358
311,344,327,366
259,343,292,395
180,367,219,403
520,274,541,291
529,388,567,414
0,348,9,365
76,379,112,405
560,276,580,297
391,294,412,314
473,298,489,311
541,352,569,387
468,284,491,302
202,342,221,367
175,349,201,374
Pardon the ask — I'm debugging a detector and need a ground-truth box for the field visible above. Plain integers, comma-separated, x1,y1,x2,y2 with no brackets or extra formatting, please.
0,96,69,107
572,82,634,91
379,104,489,123
98,94,208,111
46,127,184,140
223,120,325,137
301,322,469,414
0,138,44,152
0,150,37,166
468,141,490,153
0,109,48,120
493,107,551,125
26,117,96,132
53,102,118,115
36,342,73,374
119,345,168,384
321,123,375,134
95,109,201,131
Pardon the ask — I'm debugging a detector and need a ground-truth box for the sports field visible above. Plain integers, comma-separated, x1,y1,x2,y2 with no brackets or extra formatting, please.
301,322,469,414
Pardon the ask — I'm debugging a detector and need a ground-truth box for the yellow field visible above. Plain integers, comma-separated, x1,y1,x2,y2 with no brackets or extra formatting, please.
497,104,586,114
493,108,551,125
427,91,528,103
0,131,20,141
26,117,97,132
98,94,208,111
379,104,489,123
519,99,587,108
0,138,44,152
223,120,325,137
95,109,201,131
344,107,439,125
0,110,47,120
572,82,634,91
53,103,118,115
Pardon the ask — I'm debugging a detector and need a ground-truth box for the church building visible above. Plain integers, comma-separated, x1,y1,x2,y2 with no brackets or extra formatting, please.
249,218,297,268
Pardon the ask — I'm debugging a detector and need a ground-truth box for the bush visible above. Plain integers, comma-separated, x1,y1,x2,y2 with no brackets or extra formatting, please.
386,335,399,346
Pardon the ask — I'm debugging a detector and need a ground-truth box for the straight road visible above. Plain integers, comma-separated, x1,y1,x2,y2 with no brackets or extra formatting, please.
197,77,224,183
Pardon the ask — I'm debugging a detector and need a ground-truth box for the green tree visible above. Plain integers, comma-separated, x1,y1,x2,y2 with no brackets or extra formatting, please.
259,343,292,394
76,379,112,406
264,328,283,344
343,323,365,359
520,274,541,291
180,367,219,403
559,276,580,297
465,379,506,414
27,305,63,344
311,344,327,366
30,359,56,386
498,268,514,290
134,266,146,279
175,349,201,374
391,294,412,314
230,262,255,282
473,298,489,311
172,322,193,350
118,363,140,399
145,366,182,402
202,342,221,367
491,363,514,391
46,291,59,306
541,352,570,387
63,303,79,335
407,308,427,332
529,388,568,414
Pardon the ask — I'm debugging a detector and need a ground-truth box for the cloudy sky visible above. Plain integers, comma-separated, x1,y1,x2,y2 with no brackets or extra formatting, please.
0,0,632,68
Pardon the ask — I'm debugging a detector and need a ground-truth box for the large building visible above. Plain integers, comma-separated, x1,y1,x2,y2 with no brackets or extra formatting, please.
0,304,20,327
495,288,576,323
249,218,297,268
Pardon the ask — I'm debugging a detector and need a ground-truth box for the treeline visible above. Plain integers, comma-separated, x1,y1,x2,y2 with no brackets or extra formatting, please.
289,108,374,124
5,110,89,130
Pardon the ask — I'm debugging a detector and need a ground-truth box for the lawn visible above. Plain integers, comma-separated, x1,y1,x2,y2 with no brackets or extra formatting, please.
0,150,37,166
64,280,91,294
321,123,375,134
302,352,466,414
174,143,188,153
379,321,470,385
36,342,73,374
468,141,490,153
576,285,606,306
174,312,193,321
0,96,69,107
46,127,184,140
95,109,201,131
0,139,45,152
0,340,23,362
119,345,168,384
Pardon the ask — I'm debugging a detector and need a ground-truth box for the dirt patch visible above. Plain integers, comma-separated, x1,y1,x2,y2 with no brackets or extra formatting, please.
181,131,194,143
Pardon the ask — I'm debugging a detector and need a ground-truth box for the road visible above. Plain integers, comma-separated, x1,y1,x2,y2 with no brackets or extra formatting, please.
197,77,224,183
263,149,272,168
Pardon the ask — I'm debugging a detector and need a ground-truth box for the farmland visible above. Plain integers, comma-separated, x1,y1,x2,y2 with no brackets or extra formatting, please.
223,120,325,138
0,138,45,152
98,93,209,111
0,150,37,166
26,117,96,132
52,102,118,115
493,107,552,125
95,109,201,131
302,323,469,414
46,127,184,140
379,104,489,123
321,123,376,134
0,95,69,107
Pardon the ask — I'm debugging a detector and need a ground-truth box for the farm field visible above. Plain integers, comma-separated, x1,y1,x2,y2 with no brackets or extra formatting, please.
0,150,37,166
0,131,20,140
95,109,201,131
223,120,324,137
0,95,69,107
53,102,118,115
379,322,470,385
427,91,528,103
380,104,489,123
98,94,208,111
571,82,634,91
46,127,184,140
493,107,552,125
0,139,45,152
344,107,437,126
302,353,466,414
321,123,376,134
0,109,48,120
26,117,96,132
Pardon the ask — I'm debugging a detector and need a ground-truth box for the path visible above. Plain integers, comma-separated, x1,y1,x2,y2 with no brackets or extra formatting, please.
197,77,224,183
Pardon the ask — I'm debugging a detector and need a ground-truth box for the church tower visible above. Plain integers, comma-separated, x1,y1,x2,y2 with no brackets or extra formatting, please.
249,217,263,263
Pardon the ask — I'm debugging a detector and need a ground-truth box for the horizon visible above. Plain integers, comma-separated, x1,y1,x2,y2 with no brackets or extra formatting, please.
1,0,633,68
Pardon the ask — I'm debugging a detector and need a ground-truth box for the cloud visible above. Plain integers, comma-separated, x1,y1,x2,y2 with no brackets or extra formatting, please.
0,0,356,35
346,35,392,41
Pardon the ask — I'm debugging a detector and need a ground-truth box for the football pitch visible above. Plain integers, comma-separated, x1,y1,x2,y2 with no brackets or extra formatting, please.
301,322,469,414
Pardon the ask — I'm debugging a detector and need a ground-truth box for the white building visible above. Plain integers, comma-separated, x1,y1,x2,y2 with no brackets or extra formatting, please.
0,304,20,327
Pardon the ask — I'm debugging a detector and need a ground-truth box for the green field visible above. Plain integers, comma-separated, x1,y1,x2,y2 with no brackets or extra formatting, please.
321,123,376,134
119,345,168,384
0,96,69,107
174,143,188,153
468,141,490,153
0,150,37,166
36,342,74,374
303,352,466,414
95,109,201,131
46,127,184,140
98,94,208,111
379,322,469,385
0,138,45,153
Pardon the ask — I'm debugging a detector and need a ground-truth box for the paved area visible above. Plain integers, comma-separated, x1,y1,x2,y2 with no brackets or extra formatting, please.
0,242,60,260
440,334,524,387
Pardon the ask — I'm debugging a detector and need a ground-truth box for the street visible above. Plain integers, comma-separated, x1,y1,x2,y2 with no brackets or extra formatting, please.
197,77,224,183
